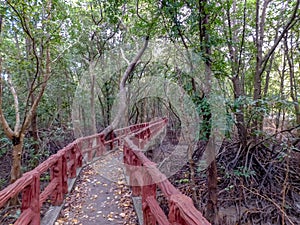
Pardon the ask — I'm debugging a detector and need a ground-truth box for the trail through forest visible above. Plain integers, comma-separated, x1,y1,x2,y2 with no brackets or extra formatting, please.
55,149,138,225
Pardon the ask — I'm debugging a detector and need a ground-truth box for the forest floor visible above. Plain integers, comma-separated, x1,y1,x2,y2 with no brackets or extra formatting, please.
0,153,11,191
1,128,300,225
145,128,300,225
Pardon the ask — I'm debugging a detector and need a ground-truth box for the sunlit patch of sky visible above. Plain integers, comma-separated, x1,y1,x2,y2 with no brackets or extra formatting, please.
64,0,88,8
178,6,191,25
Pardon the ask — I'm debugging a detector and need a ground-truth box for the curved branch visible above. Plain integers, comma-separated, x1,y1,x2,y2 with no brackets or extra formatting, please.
0,60,14,139
20,46,51,135
7,75,20,132
0,16,14,139
102,36,150,136
119,36,149,88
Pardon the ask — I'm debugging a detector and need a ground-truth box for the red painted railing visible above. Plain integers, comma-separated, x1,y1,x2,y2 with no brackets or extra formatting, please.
0,118,165,225
123,118,211,225
0,117,210,225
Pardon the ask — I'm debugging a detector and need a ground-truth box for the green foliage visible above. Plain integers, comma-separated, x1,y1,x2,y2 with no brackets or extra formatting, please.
0,137,10,157
0,0,299,191
179,178,190,184
225,166,256,179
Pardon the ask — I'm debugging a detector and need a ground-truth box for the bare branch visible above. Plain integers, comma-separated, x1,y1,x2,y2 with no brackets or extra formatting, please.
7,1,42,121
119,36,149,89
21,44,51,135
236,0,247,77
136,0,149,24
120,48,130,65
0,71,14,140
0,16,14,139
7,75,20,132
21,0,53,134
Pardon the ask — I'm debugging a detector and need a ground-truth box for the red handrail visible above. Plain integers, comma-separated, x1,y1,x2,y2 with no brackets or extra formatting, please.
123,118,211,225
0,118,166,225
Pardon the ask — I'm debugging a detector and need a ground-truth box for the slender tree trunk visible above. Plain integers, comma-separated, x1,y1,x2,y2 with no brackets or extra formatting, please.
9,134,24,205
263,48,276,97
25,34,39,163
31,93,39,152
198,0,218,223
31,110,39,165
102,37,149,136
232,76,247,147
225,0,248,148
284,34,300,136
252,0,264,136
275,55,286,134
89,62,97,134
105,82,111,127
206,158,218,223
10,135,24,184
0,3,52,205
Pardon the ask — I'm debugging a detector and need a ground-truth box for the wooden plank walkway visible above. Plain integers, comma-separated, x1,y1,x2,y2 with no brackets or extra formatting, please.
55,149,138,225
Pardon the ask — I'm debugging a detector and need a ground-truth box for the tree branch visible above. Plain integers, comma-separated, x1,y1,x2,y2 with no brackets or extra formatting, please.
119,36,149,89
0,16,14,139
102,36,149,136
21,42,51,135
20,0,53,135
260,0,300,76
7,75,20,132
252,124,300,150
0,70,15,140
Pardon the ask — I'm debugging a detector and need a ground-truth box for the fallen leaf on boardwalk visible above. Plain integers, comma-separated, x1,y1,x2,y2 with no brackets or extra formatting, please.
117,180,125,185
72,218,79,223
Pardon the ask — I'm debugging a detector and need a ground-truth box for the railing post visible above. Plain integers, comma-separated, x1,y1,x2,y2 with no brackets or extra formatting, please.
169,194,186,225
123,144,142,196
21,171,40,224
131,155,142,197
75,142,83,168
87,138,93,161
110,131,115,150
142,162,157,225
50,154,67,205
69,146,77,178
96,134,105,157
169,194,210,225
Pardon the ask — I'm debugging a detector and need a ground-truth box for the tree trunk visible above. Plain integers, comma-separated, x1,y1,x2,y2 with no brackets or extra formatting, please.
232,76,247,147
101,37,149,137
206,158,218,224
225,0,248,148
252,0,264,137
275,53,286,135
285,34,300,136
31,111,39,166
9,134,24,205
198,0,218,222
10,135,24,183
89,62,97,134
